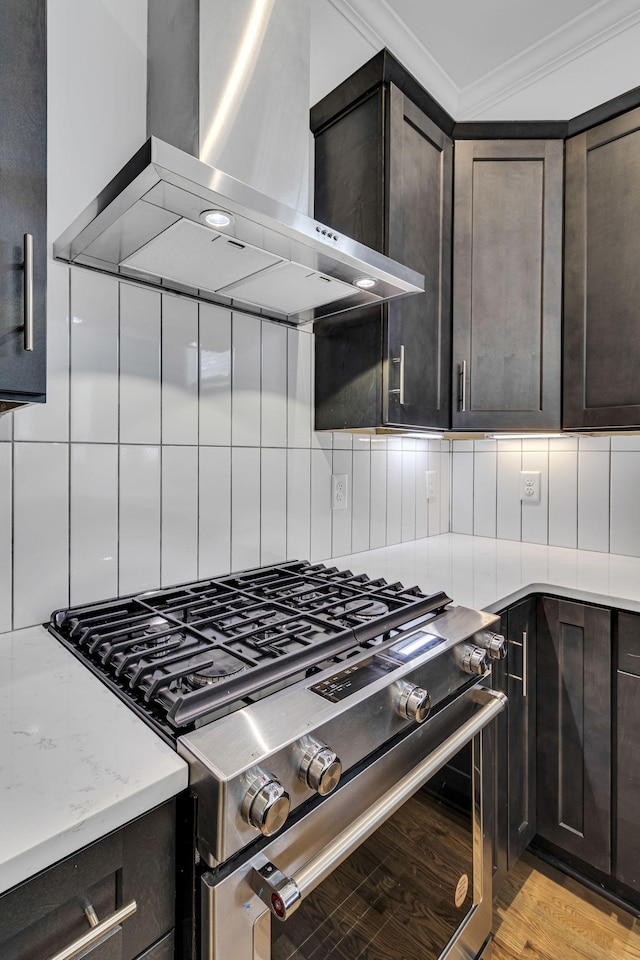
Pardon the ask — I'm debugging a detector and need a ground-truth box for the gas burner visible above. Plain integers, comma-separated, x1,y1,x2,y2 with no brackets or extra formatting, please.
142,617,173,643
342,599,390,621
186,651,247,688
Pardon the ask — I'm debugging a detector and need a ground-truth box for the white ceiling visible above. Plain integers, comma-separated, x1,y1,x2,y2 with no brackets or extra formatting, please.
311,0,640,120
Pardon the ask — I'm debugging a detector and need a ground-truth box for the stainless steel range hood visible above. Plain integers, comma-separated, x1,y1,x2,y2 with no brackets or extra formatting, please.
53,0,423,324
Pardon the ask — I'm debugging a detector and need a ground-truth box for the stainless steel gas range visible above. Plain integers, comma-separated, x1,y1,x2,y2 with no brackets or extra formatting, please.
49,560,507,960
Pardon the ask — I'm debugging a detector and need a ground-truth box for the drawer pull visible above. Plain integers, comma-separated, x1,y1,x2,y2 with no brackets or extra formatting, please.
23,234,34,352
390,344,406,405
46,900,137,960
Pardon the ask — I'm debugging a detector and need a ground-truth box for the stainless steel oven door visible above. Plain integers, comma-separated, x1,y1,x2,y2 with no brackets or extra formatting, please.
201,686,505,960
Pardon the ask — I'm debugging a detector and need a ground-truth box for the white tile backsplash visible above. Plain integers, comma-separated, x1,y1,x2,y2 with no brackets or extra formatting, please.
610,452,640,557
70,444,118,604
578,449,610,552
0,269,451,632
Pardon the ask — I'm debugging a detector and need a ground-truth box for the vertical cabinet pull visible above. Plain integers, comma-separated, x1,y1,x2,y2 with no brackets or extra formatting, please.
390,344,406,405
23,233,34,352
522,630,528,699
45,900,137,960
458,359,467,412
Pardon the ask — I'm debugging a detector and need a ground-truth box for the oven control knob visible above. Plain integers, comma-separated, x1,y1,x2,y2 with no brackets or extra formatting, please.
299,740,342,796
242,774,290,836
458,644,489,675
477,630,507,660
396,682,431,723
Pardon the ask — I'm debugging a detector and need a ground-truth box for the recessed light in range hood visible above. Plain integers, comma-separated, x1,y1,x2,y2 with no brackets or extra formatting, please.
53,137,424,325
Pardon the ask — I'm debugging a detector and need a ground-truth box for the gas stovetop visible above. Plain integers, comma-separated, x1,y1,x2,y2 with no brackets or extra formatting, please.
48,561,451,740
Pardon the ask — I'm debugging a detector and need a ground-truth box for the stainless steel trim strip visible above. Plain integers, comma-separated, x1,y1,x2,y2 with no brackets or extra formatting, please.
45,901,137,960
23,234,34,352
249,689,506,920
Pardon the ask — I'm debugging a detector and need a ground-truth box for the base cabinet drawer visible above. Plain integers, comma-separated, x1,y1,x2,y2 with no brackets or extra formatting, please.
0,801,175,960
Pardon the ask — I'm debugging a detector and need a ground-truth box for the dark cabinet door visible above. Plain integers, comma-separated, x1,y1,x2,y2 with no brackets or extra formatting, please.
536,598,611,874
616,612,640,892
384,86,452,430
564,108,640,428
452,140,562,431
0,0,47,409
313,74,452,431
505,596,537,867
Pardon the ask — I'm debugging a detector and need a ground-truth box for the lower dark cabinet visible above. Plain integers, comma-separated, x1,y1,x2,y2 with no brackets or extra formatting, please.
616,613,640,892
0,801,175,960
535,598,611,875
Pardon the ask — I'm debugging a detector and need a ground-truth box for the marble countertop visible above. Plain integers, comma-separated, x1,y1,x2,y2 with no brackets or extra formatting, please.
330,533,640,617
0,625,188,896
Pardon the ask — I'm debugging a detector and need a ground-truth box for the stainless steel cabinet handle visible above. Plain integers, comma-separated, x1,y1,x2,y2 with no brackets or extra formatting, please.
45,900,137,960
23,234,34,352
508,630,528,698
390,344,406,405
458,359,467,412
249,689,506,921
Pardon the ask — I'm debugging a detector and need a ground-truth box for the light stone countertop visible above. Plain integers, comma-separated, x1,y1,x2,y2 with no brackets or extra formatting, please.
3,534,638,897
330,532,640,619
0,624,188,896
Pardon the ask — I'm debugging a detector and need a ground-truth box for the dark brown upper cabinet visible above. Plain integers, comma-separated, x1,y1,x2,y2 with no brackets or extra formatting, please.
312,53,452,431
0,0,47,413
451,139,563,431
564,107,640,429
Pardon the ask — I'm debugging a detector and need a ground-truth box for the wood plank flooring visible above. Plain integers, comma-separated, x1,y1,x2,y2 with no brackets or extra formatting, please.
493,852,640,960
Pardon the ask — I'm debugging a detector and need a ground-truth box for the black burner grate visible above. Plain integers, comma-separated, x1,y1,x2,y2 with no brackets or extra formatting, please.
48,560,450,736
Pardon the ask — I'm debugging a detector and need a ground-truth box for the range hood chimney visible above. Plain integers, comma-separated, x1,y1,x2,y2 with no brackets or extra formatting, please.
53,0,424,324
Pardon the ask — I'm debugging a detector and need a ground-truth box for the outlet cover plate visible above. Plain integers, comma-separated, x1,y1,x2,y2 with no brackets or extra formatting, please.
520,471,541,503
331,474,348,510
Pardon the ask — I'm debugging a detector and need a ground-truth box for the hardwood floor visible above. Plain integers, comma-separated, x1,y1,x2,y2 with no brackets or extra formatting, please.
493,852,640,960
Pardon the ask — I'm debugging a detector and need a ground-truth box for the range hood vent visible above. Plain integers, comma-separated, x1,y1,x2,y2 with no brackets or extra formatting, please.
53,0,424,324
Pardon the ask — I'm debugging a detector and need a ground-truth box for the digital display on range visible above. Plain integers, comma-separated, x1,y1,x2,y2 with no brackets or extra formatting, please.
309,632,444,702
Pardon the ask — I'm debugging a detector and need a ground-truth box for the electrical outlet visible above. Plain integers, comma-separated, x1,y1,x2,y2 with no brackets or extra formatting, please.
520,471,541,503
426,471,437,500
331,474,348,511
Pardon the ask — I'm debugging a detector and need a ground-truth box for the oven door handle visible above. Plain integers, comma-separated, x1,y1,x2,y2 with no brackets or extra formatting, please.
248,688,506,921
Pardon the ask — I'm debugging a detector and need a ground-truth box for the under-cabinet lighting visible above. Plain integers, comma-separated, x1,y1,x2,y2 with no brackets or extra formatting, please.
200,209,235,228
486,433,565,440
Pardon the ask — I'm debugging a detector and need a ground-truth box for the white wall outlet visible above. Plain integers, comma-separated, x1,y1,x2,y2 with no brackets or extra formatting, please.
331,474,348,511
520,471,541,503
426,470,437,500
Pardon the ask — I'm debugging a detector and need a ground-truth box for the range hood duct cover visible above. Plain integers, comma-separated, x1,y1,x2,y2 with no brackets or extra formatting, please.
53,0,424,323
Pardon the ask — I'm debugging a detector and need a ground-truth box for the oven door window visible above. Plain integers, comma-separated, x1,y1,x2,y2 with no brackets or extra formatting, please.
271,745,475,960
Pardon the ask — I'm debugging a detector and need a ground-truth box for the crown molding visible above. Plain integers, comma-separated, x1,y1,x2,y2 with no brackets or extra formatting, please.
327,0,460,114
456,0,640,119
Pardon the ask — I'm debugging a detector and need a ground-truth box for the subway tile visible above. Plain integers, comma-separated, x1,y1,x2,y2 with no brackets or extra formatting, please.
354,436,371,451
287,448,311,560
577,450,610,552
232,313,261,447
611,435,640,451
70,444,118,604
309,336,331,450
310,448,332,561
119,445,161,594
451,452,474,535
162,445,198,586
261,322,287,447
162,294,199,445
402,437,416,452
199,303,232,446
521,448,549,545
231,447,261,570
70,268,119,442
494,439,521,454
0,445,12,633
416,448,429,540
0,412,11,441
473,452,497,538
199,446,231,577
522,438,549,454
578,436,610,452
119,283,161,445
496,450,522,541
331,449,353,558
332,433,353,449
548,436,578,453
14,260,70,442
386,448,403,545
13,443,69,628
351,449,371,554
287,328,312,448
452,439,474,452
401,451,416,542
611,452,640,557
261,448,287,565
548,449,578,548
439,444,451,533
370,449,387,549
474,439,496,452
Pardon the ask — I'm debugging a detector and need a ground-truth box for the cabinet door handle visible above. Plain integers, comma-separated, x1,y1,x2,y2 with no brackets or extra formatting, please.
46,900,137,960
23,233,34,352
458,360,467,412
390,344,406,405
508,631,528,698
